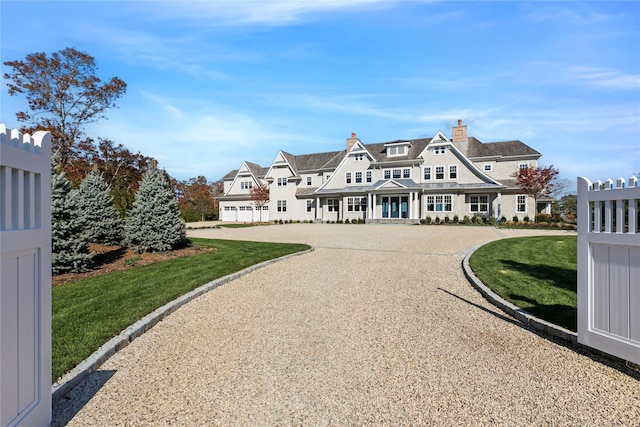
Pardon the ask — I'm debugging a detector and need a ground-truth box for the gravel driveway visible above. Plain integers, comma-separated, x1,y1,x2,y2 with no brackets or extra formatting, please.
54,224,639,426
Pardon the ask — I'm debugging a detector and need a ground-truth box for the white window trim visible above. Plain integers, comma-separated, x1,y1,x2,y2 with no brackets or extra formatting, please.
307,176,312,186
425,194,453,212
469,194,489,213
366,170,372,183
435,165,445,180
516,194,527,213
346,171,352,184
483,163,493,172
355,171,362,183
424,166,431,181
449,165,457,180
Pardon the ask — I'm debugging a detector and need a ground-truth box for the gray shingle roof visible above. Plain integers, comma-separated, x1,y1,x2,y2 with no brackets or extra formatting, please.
221,134,538,179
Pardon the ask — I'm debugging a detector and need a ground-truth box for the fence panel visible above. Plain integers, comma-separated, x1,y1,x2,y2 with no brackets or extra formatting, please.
0,124,52,427
577,175,640,364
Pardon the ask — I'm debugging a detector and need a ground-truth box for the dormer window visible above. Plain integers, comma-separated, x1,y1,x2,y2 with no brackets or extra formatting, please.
433,146,446,155
353,153,364,161
385,142,410,158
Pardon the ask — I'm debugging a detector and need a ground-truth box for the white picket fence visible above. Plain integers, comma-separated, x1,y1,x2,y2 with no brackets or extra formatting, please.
577,175,639,365
0,124,52,427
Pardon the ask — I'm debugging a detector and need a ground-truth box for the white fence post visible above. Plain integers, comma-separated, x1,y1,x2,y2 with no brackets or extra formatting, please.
577,175,640,364
0,124,52,427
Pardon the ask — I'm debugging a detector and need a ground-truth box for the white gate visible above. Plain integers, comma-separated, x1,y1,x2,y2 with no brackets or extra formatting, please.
0,124,52,427
577,176,639,364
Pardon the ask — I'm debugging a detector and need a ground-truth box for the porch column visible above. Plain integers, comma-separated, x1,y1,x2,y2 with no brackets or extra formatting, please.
408,193,413,219
497,192,502,219
315,196,320,220
372,194,376,219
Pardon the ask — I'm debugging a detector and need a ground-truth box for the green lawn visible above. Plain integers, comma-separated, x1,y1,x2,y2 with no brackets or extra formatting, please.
468,235,577,331
52,238,310,381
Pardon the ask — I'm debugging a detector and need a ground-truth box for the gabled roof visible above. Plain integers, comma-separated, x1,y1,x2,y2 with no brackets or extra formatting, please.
220,132,539,180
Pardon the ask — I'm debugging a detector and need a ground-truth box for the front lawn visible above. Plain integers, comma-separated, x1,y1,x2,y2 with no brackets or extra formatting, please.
468,236,577,331
52,238,310,381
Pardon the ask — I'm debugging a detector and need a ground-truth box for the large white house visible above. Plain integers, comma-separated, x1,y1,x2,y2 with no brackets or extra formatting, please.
217,120,549,223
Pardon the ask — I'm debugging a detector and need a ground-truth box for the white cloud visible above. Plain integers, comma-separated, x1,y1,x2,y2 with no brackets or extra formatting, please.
143,0,406,27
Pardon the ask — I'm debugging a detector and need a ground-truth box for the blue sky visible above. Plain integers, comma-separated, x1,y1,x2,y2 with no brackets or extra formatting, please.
2,1,639,190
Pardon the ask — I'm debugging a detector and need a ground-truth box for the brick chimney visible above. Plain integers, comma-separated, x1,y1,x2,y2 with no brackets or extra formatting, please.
452,119,467,143
452,119,469,156
346,132,359,152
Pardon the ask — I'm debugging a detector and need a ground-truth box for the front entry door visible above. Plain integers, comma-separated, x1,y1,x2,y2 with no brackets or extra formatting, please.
382,196,409,219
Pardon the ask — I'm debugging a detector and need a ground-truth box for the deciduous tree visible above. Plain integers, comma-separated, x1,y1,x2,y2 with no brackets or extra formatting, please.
511,165,560,222
176,176,217,222
3,47,127,172
249,182,270,222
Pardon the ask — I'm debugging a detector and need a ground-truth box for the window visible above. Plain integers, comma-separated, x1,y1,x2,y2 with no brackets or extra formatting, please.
403,168,411,179
384,169,391,179
347,197,366,212
327,199,339,212
517,195,527,213
346,172,352,184
469,195,489,213
277,200,287,212
355,171,362,183
483,164,493,172
307,177,312,186
434,146,446,155
426,195,452,212
354,153,364,161
240,181,253,190
449,165,457,179
435,166,445,180
325,174,331,181
387,146,407,157
307,199,313,212
519,162,530,170
277,177,287,186
424,167,431,180
392,169,402,179
366,170,372,183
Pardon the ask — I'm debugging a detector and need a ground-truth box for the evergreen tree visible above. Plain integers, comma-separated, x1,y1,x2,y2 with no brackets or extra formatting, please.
124,163,185,252
72,170,123,245
51,171,92,274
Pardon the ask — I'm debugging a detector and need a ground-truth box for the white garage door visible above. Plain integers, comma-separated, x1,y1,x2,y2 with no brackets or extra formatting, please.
237,206,253,222
221,206,237,222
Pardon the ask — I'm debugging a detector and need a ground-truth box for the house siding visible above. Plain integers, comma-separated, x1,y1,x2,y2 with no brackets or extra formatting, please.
216,122,544,223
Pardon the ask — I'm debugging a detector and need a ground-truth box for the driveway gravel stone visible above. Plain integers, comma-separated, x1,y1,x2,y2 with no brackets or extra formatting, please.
53,224,640,426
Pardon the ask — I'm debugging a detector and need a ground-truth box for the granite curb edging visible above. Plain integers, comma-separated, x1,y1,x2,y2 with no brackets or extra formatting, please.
462,245,578,344
51,247,315,403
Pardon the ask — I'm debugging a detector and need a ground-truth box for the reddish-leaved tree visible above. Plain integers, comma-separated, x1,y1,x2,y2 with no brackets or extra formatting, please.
249,183,270,222
511,165,559,221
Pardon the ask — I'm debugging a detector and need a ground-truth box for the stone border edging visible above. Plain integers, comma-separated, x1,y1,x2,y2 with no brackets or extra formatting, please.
51,247,315,402
462,245,578,344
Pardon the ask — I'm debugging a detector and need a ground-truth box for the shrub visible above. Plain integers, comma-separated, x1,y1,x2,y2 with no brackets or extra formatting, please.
344,218,350,224
337,219,343,224
474,216,484,225
463,215,472,224
453,215,459,224
420,219,426,225
434,216,441,224
536,213,550,223
425,216,432,224
487,216,498,226
357,218,364,224
124,164,186,253
523,216,530,223
72,171,123,245
512,216,519,223
52,171,92,274
444,216,450,224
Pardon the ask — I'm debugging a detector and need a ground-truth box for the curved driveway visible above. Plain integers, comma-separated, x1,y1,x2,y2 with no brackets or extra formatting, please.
56,224,639,426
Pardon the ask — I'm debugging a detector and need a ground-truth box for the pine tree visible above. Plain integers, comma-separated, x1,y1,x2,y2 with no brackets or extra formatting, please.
72,170,123,245
124,163,185,253
51,171,92,274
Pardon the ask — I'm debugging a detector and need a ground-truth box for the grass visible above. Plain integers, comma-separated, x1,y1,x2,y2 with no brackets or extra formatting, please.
468,235,577,331
52,238,310,382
